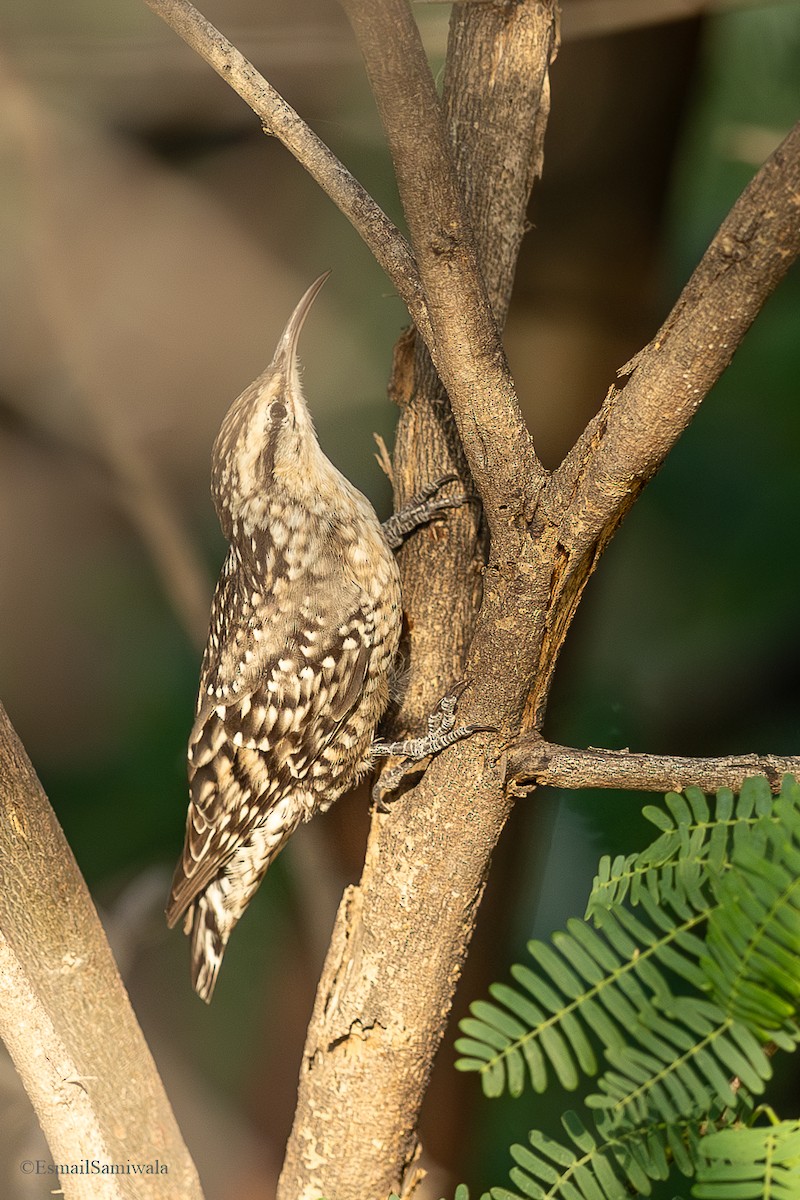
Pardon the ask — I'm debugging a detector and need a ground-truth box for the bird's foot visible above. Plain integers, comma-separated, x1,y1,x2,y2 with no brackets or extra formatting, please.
380,475,473,549
371,682,495,810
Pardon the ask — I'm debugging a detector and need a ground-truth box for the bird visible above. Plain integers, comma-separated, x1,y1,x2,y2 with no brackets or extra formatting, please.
166,273,476,1002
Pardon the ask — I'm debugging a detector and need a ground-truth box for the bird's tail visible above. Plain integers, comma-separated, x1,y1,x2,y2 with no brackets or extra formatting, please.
185,891,229,1004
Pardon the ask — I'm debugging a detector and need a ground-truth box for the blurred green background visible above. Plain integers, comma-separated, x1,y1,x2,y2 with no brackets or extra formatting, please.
0,2,798,1197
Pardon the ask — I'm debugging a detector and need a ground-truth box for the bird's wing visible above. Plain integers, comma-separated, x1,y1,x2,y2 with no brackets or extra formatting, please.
167,574,374,925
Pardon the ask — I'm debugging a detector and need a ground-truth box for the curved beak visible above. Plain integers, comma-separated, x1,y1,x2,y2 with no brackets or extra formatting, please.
273,271,331,372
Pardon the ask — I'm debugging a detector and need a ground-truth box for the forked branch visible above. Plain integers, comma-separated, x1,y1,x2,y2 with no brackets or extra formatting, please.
339,0,545,535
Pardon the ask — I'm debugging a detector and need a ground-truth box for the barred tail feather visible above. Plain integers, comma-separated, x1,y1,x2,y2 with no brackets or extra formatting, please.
187,890,229,1004
173,808,305,1000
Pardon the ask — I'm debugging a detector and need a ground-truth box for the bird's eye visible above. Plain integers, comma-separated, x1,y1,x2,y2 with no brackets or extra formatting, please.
271,402,287,423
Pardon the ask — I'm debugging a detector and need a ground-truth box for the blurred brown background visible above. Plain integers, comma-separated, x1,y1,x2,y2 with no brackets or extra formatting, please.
1,1,799,1197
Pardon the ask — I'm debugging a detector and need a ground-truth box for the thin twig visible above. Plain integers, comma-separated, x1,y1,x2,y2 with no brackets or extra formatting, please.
506,734,800,795
140,0,430,341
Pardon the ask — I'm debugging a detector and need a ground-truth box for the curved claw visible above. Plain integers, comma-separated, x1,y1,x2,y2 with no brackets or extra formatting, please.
371,676,495,808
380,475,476,550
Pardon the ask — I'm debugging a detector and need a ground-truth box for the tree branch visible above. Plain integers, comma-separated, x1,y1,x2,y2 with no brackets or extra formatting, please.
339,0,545,539
0,703,204,1199
139,0,430,340
551,119,800,560
441,0,555,328
525,119,800,721
506,735,800,794
388,0,558,728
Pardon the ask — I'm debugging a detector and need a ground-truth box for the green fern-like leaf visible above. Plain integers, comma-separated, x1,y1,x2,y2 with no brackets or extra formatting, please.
458,775,799,1197
587,778,776,918
586,997,772,1127
702,776,800,1043
694,1120,800,1200
455,894,708,1098
488,1108,708,1200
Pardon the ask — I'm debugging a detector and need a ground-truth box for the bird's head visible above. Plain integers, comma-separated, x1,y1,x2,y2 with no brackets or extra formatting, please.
210,272,331,538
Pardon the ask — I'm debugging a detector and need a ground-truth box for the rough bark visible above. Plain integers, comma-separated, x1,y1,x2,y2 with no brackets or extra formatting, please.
530,118,800,719
0,702,203,1200
390,0,556,722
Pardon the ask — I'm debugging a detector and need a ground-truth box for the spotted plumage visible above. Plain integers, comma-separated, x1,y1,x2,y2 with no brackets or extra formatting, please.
167,274,401,1001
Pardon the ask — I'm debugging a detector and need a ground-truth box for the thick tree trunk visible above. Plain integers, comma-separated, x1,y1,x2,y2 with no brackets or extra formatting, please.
276,5,558,1198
